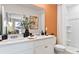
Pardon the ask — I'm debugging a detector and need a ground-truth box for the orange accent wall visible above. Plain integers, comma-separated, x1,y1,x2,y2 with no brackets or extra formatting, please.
35,4,57,36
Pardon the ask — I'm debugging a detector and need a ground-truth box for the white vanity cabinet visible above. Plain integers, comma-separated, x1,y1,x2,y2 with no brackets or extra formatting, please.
0,41,34,54
34,43,54,54
0,35,56,54
34,38,56,54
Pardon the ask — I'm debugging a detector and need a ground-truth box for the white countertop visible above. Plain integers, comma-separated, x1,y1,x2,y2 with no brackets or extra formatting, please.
0,35,56,46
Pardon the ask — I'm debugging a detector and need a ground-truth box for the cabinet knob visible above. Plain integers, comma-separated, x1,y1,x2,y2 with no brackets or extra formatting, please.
44,46,48,48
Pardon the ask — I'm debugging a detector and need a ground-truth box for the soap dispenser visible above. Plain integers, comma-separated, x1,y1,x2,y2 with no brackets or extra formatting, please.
41,31,44,35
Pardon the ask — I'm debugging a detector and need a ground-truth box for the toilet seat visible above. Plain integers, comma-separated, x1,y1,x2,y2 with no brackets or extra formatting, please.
54,44,66,49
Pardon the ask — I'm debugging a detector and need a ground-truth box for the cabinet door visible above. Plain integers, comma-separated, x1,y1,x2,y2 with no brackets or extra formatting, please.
17,48,34,54
34,43,54,54
0,41,34,54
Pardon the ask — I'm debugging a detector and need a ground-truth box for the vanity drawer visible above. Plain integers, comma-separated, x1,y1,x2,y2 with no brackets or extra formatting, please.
34,38,55,47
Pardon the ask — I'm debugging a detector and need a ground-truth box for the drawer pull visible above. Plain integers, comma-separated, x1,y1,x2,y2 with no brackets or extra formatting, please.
44,46,48,48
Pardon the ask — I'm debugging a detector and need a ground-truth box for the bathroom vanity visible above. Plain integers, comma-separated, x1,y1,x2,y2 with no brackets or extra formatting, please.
0,35,56,54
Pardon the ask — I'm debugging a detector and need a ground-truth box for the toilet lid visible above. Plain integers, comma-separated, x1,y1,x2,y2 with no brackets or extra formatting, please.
54,44,66,49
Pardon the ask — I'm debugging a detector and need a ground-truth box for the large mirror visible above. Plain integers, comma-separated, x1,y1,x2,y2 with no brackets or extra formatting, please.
1,4,45,35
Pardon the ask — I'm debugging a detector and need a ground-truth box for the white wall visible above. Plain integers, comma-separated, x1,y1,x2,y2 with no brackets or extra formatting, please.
57,5,69,45
66,5,79,48
58,4,79,48
57,5,63,44
68,5,79,19
3,5,42,15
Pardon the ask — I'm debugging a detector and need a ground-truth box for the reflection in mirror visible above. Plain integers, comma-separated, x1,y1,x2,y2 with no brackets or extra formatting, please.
0,13,2,35
29,16,39,29
7,13,24,34
6,13,39,35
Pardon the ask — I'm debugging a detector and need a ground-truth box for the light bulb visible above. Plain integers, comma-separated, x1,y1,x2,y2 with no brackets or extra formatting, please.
46,27,47,31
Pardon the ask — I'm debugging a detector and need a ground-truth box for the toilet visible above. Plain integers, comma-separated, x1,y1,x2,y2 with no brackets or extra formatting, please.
54,44,79,54
54,44,67,54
